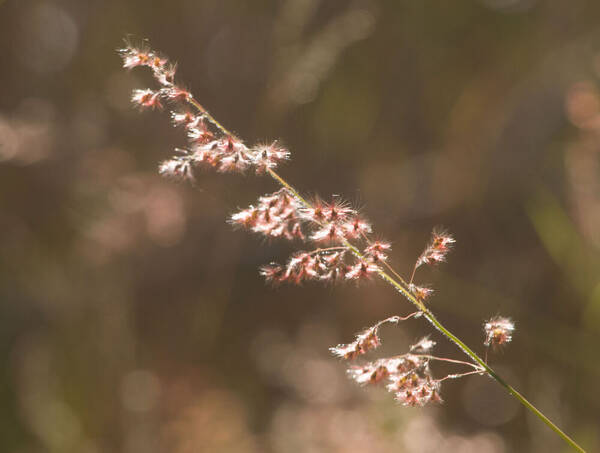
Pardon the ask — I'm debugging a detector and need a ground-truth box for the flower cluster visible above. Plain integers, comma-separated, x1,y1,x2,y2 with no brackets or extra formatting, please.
408,283,434,302
364,241,391,262
330,316,401,360
302,199,373,242
484,316,515,350
404,228,456,303
334,319,450,407
330,314,489,407
119,40,290,180
260,250,348,285
119,39,391,287
416,228,455,268
410,335,436,353
230,189,304,240
119,39,396,287
230,191,386,283
384,355,443,407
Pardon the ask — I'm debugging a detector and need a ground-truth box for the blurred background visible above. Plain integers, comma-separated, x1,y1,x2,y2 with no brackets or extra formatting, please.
1,0,599,451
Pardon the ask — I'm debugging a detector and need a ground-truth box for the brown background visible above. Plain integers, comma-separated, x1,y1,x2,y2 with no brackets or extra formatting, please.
1,0,599,451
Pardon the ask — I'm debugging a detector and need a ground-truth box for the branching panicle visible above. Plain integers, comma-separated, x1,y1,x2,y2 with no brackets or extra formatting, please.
119,38,507,404
120,39,586,452
335,317,480,407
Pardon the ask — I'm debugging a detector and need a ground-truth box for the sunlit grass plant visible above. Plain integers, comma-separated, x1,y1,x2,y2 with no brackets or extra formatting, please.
119,39,585,452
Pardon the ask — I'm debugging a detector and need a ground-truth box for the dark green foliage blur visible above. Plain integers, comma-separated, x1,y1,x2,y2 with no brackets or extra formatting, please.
1,0,599,451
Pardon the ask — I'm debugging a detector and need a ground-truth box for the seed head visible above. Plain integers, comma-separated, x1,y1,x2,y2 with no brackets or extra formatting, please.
155,63,177,86
231,189,304,241
131,89,163,110
347,362,390,385
410,336,436,353
345,260,379,280
165,86,192,102
484,316,514,349
342,216,373,239
322,200,356,223
310,223,345,243
158,156,194,181
253,142,291,174
409,283,434,302
118,41,153,69
364,241,391,262
416,227,455,268
395,380,442,407
330,316,400,360
188,122,215,145
171,111,197,127
259,264,286,285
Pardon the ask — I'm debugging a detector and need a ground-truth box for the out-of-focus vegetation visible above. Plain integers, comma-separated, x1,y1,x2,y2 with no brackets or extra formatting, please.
1,1,599,452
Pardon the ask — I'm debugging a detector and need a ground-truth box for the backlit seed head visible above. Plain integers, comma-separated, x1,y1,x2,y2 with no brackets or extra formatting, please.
158,158,193,181
484,316,515,349
416,227,455,268
330,317,400,360
409,283,434,301
131,89,163,110
410,336,436,353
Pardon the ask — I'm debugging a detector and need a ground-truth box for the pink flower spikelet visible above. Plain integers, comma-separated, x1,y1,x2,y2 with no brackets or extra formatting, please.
416,228,455,268
484,316,515,349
